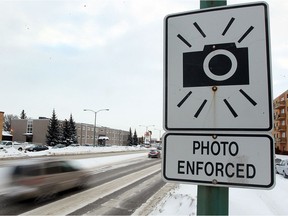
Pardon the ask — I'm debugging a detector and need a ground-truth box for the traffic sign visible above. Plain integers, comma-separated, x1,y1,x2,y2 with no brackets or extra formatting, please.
164,2,272,131
162,133,274,189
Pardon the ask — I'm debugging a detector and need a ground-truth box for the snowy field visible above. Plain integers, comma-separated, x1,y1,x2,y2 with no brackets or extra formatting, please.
0,146,288,215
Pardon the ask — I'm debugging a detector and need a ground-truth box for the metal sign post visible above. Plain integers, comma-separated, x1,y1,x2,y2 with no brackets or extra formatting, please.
198,2,228,215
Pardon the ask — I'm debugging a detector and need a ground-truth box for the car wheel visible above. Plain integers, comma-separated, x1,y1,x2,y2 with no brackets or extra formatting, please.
18,147,23,151
77,177,89,189
284,171,288,178
35,191,56,203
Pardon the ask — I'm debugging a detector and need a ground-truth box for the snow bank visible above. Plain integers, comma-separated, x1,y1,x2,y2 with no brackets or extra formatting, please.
0,145,147,159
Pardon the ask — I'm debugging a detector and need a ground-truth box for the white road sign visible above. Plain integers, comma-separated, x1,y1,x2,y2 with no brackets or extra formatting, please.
162,133,275,189
164,2,272,131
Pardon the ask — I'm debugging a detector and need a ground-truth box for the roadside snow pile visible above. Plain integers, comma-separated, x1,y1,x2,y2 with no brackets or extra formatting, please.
0,145,147,158
0,148,27,158
149,184,197,215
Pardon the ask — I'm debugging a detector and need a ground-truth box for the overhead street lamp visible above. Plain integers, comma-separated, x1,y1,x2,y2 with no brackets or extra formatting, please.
84,108,109,146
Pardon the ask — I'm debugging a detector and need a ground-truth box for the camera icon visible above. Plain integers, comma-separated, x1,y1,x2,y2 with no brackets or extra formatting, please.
183,43,249,87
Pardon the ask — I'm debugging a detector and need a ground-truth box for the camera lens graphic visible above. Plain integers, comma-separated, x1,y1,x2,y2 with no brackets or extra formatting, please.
203,49,238,81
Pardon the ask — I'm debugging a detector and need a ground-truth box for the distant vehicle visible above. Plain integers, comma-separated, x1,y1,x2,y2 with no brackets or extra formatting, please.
69,144,80,147
275,158,282,167
52,144,66,149
144,143,151,148
148,149,161,158
4,159,91,201
83,144,93,147
0,141,27,151
25,144,49,152
276,159,288,177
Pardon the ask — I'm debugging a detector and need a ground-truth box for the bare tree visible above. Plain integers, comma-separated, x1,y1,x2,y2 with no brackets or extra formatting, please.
3,114,19,131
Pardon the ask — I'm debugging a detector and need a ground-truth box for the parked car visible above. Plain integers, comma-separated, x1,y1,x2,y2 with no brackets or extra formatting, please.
276,159,288,177
4,159,91,201
275,158,282,168
69,144,80,147
25,144,49,152
52,144,66,149
148,149,161,158
0,141,27,151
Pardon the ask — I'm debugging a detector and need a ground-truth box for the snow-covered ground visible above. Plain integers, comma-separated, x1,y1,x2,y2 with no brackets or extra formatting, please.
0,146,287,215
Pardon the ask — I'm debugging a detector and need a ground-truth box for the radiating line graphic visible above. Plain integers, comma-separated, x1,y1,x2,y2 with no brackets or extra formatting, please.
177,91,192,107
177,34,192,47
193,22,206,38
238,26,254,43
223,99,238,117
222,17,235,36
194,99,207,118
239,89,257,106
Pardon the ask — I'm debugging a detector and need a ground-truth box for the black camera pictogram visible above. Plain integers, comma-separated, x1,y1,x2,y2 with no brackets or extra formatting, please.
183,43,249,87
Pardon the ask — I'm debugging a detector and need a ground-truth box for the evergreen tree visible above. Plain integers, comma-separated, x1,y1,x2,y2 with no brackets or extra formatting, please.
20,110,27,119
62,119,70,145
127,127,133,146
133,129,138,145
69,114,77,144
46,109,62,146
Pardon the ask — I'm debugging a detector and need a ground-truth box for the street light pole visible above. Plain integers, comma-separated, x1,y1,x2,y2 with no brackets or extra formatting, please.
154,128,163,142
84,108,109,147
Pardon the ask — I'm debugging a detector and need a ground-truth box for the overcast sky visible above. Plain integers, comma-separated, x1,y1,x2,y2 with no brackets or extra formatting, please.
1,0,287,138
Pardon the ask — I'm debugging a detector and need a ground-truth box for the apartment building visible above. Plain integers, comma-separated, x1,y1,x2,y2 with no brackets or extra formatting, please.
11,118,129,146
0,111,4,141
273,90,288,153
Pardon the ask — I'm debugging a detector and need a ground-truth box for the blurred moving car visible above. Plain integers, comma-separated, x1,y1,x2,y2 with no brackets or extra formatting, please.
4,159,91,201
276,159,288,177
148,149,161,158
25,144,49,152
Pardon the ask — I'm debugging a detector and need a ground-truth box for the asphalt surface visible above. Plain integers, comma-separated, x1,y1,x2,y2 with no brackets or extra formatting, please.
0,152,164,215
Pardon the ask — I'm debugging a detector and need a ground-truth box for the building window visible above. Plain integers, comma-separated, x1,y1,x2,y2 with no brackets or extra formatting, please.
26,120,33,134
282,132,286,138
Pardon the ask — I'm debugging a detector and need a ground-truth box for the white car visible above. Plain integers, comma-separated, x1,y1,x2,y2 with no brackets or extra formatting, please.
0,141,27,151
275,159,288,177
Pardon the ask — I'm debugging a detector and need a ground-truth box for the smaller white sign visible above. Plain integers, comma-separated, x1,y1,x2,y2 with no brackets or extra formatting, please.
162,133,275,189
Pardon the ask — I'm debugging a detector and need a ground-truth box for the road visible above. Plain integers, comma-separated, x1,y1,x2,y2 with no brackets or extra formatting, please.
0,152,164,215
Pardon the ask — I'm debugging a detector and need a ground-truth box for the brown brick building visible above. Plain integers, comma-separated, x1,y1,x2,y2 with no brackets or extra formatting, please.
273,90,288,153
11,118,129,146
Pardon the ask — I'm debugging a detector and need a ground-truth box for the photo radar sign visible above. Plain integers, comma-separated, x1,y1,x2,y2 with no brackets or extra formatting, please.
164,2,272,131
